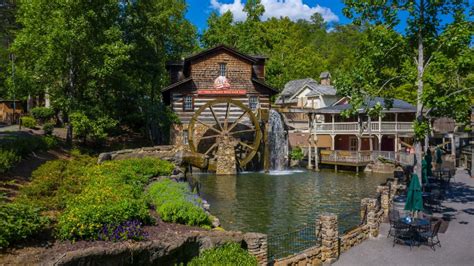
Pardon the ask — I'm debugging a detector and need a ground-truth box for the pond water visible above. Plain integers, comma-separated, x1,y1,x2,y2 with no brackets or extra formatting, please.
196,169,390,235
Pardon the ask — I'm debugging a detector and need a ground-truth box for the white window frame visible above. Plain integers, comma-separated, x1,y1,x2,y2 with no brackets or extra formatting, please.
249,95,259,110
183,95,194,111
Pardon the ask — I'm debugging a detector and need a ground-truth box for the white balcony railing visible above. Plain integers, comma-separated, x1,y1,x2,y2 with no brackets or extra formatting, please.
318,150,415,165
313,122,413,134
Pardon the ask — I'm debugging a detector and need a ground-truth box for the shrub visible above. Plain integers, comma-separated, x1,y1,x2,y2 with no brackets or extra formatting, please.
31,107,54,123
98,220,148,241
188,243,258,266
43,122,55,135
18,156,96,211
147,179,210,227
290,147,304,161
43,135,59,149
70,112,117,143
56,183,151,240
21,116,37,129
55,158,171,240
0,203,49,249
0,150,21,173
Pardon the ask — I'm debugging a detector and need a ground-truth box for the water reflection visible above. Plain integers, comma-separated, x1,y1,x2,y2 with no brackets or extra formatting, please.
195,169,389,235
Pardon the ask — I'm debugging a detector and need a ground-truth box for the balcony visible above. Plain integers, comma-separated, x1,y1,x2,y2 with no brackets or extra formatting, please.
318,150,415,166
313,122,413,134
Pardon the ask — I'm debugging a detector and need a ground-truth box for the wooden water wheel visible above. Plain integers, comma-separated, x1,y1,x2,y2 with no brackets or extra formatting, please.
188,98,262,168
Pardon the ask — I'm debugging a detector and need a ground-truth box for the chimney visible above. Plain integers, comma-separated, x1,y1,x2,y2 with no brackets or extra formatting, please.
166,61,184,84
320,71,331,86
252,55,267,80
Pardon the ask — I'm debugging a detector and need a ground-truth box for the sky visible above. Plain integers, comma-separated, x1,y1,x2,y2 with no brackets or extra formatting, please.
185,0,473,34
186,0,349,32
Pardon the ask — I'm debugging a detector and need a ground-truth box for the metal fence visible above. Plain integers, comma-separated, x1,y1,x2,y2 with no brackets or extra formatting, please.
267,222,321,262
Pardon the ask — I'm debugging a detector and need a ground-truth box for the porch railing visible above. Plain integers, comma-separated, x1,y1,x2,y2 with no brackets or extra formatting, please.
313,122,413,134
318,150,415,165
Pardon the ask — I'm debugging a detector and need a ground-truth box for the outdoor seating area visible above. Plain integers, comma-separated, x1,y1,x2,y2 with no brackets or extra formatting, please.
387,148,453,251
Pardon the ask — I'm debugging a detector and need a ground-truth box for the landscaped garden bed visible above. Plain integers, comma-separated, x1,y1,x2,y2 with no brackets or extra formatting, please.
0,152,260,265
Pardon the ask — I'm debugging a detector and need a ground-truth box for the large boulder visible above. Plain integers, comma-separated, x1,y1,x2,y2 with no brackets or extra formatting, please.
98,145,208,169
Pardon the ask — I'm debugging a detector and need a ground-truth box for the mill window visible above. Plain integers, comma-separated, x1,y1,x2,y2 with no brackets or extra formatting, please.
249,96,259,110
219,63,227,77
183,95,194,111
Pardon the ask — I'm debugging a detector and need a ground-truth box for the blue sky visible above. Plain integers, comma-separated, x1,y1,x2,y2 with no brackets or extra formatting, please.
185,0,473,34
186,0,349,32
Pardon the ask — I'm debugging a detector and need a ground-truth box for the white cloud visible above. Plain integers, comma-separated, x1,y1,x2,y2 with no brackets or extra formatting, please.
210,0,339,23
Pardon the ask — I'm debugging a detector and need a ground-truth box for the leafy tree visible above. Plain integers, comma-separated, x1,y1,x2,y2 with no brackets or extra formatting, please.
11,0,196,145
342,0,473,179
0,0,18,99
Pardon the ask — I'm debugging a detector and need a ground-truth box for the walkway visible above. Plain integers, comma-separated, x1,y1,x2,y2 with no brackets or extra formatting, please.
336,169,474,266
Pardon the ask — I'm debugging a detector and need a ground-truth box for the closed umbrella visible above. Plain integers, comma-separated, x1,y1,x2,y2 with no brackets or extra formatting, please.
404,173,424,212
422,159,429,184
425,149,433,177
436,147,443,166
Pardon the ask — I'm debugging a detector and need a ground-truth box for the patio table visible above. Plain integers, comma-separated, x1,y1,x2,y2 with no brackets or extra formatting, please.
400,217,430,245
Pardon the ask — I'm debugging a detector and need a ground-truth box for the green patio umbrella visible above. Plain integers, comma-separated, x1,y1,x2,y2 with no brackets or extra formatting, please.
422,159,429,184
404,173,424,212
436,147,443,165
425,149,433,177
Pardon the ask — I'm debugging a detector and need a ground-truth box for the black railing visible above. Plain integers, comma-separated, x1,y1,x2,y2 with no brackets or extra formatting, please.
267,223,320,262
338,208,363,235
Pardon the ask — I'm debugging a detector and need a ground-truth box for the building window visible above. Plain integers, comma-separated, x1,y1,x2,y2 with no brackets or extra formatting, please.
249,95,259,110
219,63,227,77
183,95,194,111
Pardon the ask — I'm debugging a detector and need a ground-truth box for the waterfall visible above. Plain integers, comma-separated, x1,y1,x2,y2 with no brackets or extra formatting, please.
268,109,289,170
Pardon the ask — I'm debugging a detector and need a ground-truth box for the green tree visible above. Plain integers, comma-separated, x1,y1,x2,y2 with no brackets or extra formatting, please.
0,0,18,99
342,0,472,179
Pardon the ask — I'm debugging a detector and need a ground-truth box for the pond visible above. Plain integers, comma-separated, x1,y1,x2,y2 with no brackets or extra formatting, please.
196,169,390,236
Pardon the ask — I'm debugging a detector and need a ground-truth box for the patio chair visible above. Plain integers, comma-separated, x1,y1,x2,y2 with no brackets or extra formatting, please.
387,209,400,238
419,220,442,251
393,221,414,249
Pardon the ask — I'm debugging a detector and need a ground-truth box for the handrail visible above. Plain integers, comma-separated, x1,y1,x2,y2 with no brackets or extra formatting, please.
313,122,413,133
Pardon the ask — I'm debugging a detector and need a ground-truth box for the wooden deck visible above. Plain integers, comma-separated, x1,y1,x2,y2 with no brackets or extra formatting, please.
303,150,415,172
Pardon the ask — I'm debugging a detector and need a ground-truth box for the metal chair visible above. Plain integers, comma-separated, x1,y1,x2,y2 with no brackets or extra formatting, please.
393,221,414,249
387,209,401,238
419,220,442,251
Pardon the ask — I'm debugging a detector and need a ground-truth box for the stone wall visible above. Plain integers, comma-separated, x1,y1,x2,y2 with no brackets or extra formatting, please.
48,231,267,266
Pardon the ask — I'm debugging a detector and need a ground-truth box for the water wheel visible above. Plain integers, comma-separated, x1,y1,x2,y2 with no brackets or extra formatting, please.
188,98,262,169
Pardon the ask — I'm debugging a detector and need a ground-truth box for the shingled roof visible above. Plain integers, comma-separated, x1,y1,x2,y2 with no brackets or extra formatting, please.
313,97,416,114
275,78,336,104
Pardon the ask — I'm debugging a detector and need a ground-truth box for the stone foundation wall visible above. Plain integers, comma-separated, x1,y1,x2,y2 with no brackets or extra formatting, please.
50,231,267,266
273,246,322,266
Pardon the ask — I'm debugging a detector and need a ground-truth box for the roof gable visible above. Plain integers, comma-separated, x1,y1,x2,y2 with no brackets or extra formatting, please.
184,45,257,65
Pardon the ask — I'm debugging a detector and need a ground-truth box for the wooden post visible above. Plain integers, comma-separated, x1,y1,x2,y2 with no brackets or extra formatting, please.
308,114,313,170
315,134,320,171
378,135,382,151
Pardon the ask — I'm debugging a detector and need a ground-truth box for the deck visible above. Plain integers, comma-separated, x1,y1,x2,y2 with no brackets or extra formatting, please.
303,150,415,171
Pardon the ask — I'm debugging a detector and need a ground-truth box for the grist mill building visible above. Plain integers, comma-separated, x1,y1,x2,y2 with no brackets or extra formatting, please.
162,45,278,173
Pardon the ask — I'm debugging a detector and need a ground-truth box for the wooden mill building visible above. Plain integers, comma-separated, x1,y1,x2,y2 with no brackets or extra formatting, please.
162,45,278,172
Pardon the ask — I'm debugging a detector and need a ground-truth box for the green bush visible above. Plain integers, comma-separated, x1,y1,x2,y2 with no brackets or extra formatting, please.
31,107,54,123
56,183,151,240
21,116,37,129
147,179,210,227
18,156,96,211
290,146,304,161
43,122,55,135
70,112,117,143
54,158,172,240
0,150,21,173
188,243,258,266
0,203,49,249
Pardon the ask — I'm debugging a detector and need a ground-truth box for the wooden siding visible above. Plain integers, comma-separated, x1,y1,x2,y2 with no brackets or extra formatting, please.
172,93,270,125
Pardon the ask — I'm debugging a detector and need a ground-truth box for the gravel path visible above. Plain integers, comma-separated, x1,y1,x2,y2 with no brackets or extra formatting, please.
335,168,474,266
